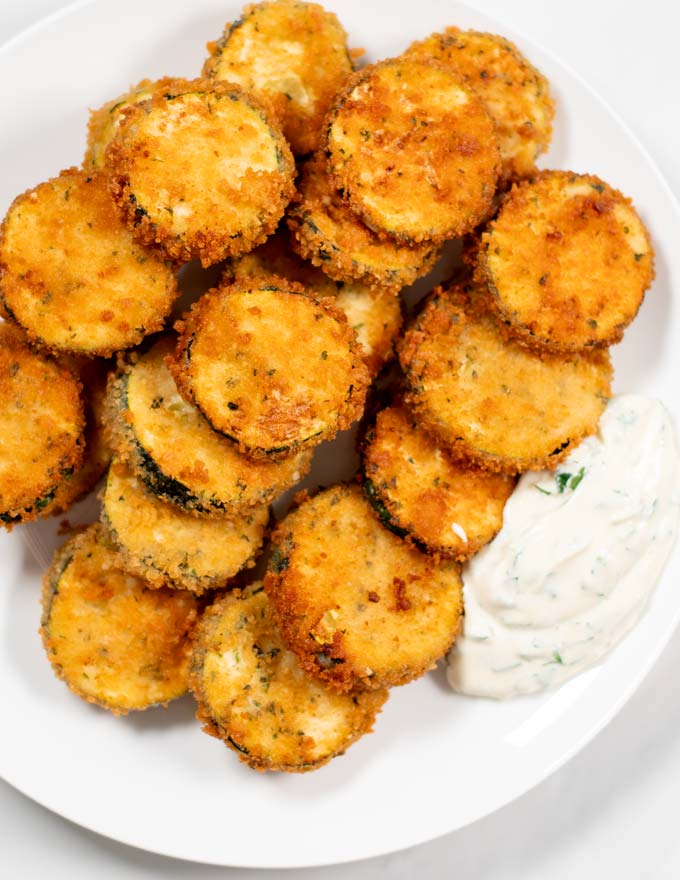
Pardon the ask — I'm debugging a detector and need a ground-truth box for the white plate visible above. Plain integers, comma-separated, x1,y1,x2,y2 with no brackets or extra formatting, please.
1,0,679,869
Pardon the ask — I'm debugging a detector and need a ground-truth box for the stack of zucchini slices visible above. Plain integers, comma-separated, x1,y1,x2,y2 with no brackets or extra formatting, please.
0,0,655,774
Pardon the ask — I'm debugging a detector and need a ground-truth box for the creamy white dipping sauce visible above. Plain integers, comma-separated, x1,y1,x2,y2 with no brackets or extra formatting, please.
447,394,680,699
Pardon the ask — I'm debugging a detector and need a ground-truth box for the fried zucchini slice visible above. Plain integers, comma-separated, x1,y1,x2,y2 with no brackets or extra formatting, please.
287,155,440,288
362,403,514,559
265,484,463,692
106,78,295,266
170,280,369,459
477,171,655,351
84,78,156,170
405,28,554,181
398,282,612,474
190,584,387,772
102,459,268,593
325,57,500,243
41,524,198,714
0,324,85,527
233,231,402,375
0,168,178,356
203,0,354,156
42,356,113,516
105,338,312,515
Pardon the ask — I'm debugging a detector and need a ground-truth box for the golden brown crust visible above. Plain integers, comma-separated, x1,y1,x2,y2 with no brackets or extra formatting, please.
405,27,554,181
105,78,295,266
476,171,655,352
398,281,612,474
232,230,403,376
189,584,387,772
324,57,500,243
101,458,268,594
361,403,515,559
104,337,312,516
0,168,178,356
42,356,113,516
203,0,354,155
84,78,161,170
264,484,463,692
287,155,440,289
41,524,198,714
169,278,370,459
0,323,85,526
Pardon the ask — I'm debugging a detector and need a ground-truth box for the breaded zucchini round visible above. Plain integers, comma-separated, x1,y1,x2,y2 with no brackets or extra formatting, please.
233,231,402,376
405,28,554,181
84,78,156,170
325,57,500,243
0,168,178,356
362,403,515,559
106,78,295,266
41,357,112,516
287,155,440,288
398,283,612,473
170,280,369,459
203,0,353,156
102,459,268,593
265,484,463,692
105,338,312,515
41,524,198,714
190,584,388,772
0,323,85,527
477,171,655,351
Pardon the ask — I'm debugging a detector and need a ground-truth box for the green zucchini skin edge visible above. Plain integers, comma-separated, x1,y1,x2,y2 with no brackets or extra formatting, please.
113,369,234,515
40,548,75,631
361,477,409,541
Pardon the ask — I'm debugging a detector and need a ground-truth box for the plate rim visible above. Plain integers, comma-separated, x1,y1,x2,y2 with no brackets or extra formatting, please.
1,0,679,868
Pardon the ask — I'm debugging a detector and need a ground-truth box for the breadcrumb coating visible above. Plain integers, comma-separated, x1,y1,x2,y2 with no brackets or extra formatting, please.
106,78,295,266
170,278,370,459
325,57,500,243
362,402,515,558
104,337,312,515
190,584,387,772
398,281,612,473
405,28,554,181
204,0,354,155
233,231,402,375
41,524,198,714
265,484,463,692
0,323,85,527
102,458,268,594
287,155,440,288
0,168,178,355
477,170,655,351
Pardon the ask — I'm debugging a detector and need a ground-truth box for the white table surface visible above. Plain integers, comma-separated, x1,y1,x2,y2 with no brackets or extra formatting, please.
2,0,679,876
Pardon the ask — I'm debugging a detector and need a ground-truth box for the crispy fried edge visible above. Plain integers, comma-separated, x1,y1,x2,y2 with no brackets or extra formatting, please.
202,0,355,156
287,156,440,289
105,78,295,267
168,277,370,460
404,27,555,182
264,483,464,692
189,586,387,772
323,57,500,245
103,348,243,518
0,168,179,357
398,284,613,474
359,404,515,560
99,461,267,594
0,327,86,526
40,523,198,715
476,170,656,353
